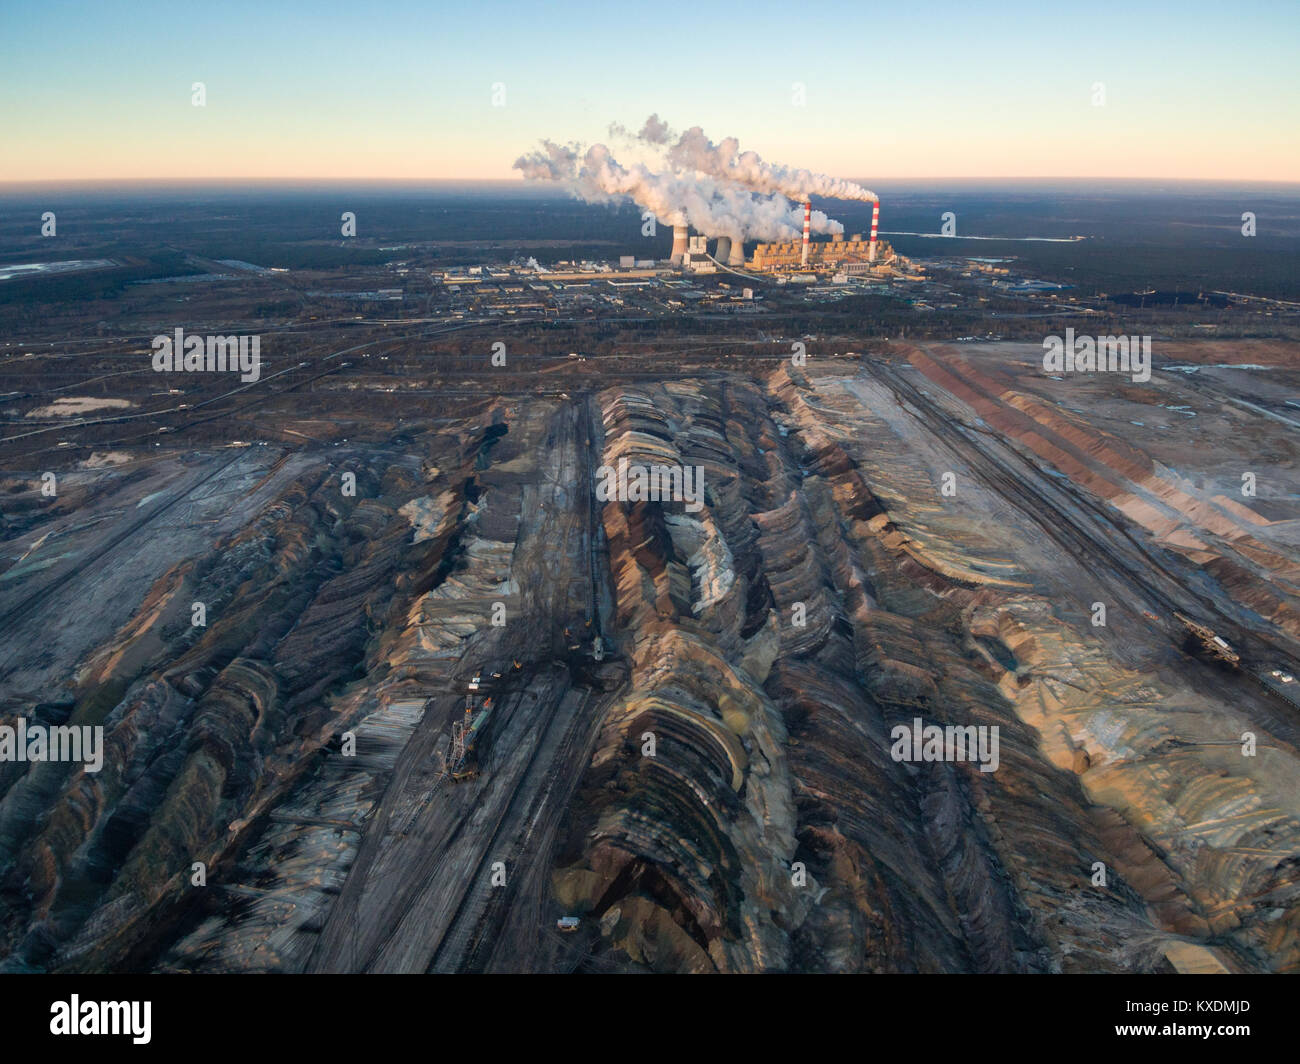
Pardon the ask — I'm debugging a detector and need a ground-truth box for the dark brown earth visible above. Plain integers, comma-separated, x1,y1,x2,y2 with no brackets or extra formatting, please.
2,337,1298,973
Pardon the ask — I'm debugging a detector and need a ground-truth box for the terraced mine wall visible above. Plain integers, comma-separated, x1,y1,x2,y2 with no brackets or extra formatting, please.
2,352,1297,973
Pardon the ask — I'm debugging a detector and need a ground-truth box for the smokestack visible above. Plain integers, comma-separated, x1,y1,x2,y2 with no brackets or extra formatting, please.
670,224,689,264
728,238,745,267
868,200,880,262
801,201,811,266
714,236,732,264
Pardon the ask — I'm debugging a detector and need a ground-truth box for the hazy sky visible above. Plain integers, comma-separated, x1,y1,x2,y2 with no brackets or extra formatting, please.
3,0,1297,183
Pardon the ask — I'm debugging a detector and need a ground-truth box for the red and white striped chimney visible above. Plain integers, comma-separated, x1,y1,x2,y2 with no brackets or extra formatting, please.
801,201,811,266
867,200,880,262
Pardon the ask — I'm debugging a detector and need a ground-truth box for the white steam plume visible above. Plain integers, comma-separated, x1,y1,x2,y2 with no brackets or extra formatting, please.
514,138,843,242
629,116,877,203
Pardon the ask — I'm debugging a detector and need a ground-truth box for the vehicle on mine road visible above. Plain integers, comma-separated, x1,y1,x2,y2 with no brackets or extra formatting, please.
557,917,580,933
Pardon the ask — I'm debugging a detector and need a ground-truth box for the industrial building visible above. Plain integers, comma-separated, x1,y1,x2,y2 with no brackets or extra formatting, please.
682,235,717,273
667,197,885,273
749,234,890,271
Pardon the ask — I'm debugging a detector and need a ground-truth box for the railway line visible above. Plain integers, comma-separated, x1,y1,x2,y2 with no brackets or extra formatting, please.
427,679,587,972
0,449,247,639
303,390,621,972
874,361,1265,638
355,673,567,972
868,359,1300,745
430,394,617,972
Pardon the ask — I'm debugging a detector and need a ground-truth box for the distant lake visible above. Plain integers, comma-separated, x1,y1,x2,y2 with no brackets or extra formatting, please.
0,259,115,282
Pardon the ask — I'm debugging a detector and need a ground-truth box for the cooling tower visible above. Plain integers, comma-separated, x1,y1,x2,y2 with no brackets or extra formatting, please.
728,239,745,267
670,225,689,264
714,236,732,264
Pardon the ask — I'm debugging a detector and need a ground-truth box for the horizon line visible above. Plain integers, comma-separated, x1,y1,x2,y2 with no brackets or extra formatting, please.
3,175,1300,188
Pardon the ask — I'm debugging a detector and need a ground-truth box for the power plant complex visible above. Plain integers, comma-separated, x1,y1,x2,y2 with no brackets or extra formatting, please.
732,196,882,272
517,114,891,279
669,201,887,275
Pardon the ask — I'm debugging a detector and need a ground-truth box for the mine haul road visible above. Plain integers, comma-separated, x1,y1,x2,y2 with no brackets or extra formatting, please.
305,664,616,973
870,354,1300,755
307,393,618,973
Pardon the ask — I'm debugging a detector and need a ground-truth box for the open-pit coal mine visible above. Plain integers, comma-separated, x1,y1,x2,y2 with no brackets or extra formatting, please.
2,338,1299,975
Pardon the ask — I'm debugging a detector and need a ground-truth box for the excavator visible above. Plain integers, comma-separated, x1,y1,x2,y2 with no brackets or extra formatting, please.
1174,612,1240,668
446,694,493,783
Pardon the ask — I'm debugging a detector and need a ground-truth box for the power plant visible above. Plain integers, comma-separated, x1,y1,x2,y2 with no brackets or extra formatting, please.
516,114,887,277
707,235,750,268
748,229,886,272
666,199,886,274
